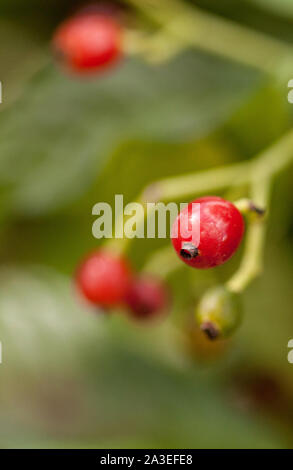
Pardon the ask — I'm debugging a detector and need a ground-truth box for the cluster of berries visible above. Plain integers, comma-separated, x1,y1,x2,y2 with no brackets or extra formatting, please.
52,13,246,333
76,250,169,320
76,197,244,325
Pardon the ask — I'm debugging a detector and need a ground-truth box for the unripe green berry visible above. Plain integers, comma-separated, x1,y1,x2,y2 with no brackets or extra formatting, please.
196,286,242,340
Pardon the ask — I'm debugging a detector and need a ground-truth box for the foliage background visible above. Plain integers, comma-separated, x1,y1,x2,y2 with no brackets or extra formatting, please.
0,0,293,449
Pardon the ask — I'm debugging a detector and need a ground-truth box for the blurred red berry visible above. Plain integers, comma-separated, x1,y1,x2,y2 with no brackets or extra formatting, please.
53,13,122,74
125,276,169,320
76,250,132,308
171,196,244,269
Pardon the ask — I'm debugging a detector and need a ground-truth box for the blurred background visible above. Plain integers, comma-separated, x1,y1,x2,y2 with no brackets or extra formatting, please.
0,0,293,449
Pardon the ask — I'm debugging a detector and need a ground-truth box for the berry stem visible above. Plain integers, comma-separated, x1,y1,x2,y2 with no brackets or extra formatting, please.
225,128,293,293
226,175,271,293
233,198,266,218
127,0,293,74
124,29,183,63
149,161,250,202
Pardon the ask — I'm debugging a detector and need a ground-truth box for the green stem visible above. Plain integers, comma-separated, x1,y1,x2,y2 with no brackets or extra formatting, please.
128,0,293,73
226,175,270,293
254,127,293,176
233,198,265,217
149,161,250,202
229,127,293,293
124,29,183,63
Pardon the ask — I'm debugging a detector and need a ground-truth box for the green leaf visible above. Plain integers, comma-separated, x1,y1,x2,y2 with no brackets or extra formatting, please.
0,53,258,216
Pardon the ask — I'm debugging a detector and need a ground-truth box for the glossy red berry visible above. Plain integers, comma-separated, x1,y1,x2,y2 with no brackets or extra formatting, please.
124,276,169,320
53,13,122,74
76,250,132,308
171,196,245,269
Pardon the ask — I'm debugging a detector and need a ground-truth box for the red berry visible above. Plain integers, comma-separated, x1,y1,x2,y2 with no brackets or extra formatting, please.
53,13,122,74
171,196,244,269
124,276,169,320
76,250,132,308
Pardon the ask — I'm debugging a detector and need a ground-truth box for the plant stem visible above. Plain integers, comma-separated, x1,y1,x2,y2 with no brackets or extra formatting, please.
148,161,250,202
226,175,270,293
229,128,293,293
128,0,293,73
233,198,266,217
254,127,293,177
124,29,183,63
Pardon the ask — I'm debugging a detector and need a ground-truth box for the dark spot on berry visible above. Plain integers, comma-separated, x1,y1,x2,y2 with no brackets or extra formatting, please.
180,242,199,259
200,322,220,340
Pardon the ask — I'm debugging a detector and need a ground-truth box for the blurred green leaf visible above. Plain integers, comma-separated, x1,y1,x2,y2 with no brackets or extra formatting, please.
0,53,258,216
